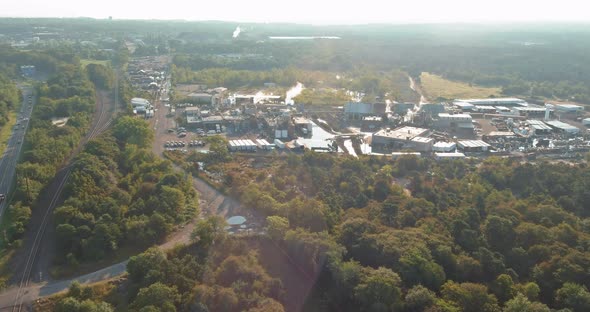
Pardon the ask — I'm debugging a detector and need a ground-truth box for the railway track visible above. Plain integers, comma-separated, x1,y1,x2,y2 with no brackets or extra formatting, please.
9,90,116,311
11,171,71,312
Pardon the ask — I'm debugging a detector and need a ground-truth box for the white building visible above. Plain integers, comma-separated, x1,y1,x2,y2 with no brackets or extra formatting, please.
435,113,474,130
454,98,527,107
435,152,466,160
131,97,150,108
372,126,431,150
457,140,491,152
433,142,456,152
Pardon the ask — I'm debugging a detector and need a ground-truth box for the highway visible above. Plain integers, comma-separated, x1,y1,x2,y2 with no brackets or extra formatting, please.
2,89,116,312
0,86,35,220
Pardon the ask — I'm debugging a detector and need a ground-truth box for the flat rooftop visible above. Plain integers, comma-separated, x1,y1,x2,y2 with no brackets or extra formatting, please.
487,131,516,137
438,113,472,119
374,126,430,140
514,107,546,112
458,140,491,148
412,136,434,143
292,117,311,125
435,152,466,158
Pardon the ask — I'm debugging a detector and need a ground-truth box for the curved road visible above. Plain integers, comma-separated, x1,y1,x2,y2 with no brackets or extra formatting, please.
0,81,250,309
0,165,238,310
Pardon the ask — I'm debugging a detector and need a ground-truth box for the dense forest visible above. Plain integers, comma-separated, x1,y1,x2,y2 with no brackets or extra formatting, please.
53,116,198,272
133,151,590,312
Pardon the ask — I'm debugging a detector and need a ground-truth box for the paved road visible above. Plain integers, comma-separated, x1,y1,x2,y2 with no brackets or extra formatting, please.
0,86,35,220
0,77,260,308
0,90,117,311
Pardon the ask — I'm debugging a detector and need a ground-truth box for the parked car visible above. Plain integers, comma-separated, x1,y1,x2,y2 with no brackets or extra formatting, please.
178,132,187,138
0,194,5,203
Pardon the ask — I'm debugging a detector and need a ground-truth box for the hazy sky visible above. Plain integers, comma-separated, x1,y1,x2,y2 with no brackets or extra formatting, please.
3,0,590,24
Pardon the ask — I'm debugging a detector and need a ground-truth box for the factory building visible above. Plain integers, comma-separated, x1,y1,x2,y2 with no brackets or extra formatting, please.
551,103,584,114
512,106,547,118
545,120,580,135
188,93,213,104
292,116,313,135
372,126,431,150
361,116,383,130
435,152,466,160
475,105,497,114
418,103,446,116
392,103,415,115
344,102,387,119
457,140,491,152
131,97,150,108
526,120,553,136
453,102,476,111
433,141,457,152
410,137,434,152
434,113,474,133
454,98,527,107
185,107,201,124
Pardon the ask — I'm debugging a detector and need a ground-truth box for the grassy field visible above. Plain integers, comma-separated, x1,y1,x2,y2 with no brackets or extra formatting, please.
420,72,501,100
80,59,110,67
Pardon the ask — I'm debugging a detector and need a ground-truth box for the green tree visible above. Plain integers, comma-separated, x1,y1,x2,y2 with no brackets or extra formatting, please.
441,281,500,312
266,216,289,241
354,267,402,312
130,282,180,311
191,216,227,248
113,116,154,147
483,216,515,253
404,284,437,312
491,274,516,304
503,293,550,312
556,283,590,312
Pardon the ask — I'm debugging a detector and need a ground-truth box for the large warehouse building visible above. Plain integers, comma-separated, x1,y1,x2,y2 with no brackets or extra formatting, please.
454,98,527,108
372,126,431,150
344,102,388,119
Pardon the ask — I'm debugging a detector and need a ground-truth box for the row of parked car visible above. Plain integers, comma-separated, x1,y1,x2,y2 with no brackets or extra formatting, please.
189,140,206,147
164,140,207,148
165,141,186,148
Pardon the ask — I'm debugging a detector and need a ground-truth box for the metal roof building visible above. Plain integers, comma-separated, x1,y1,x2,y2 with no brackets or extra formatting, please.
545,120,580,134
455,98,527,107
433,142,456,152
457,140,491,152
435,152,466,160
